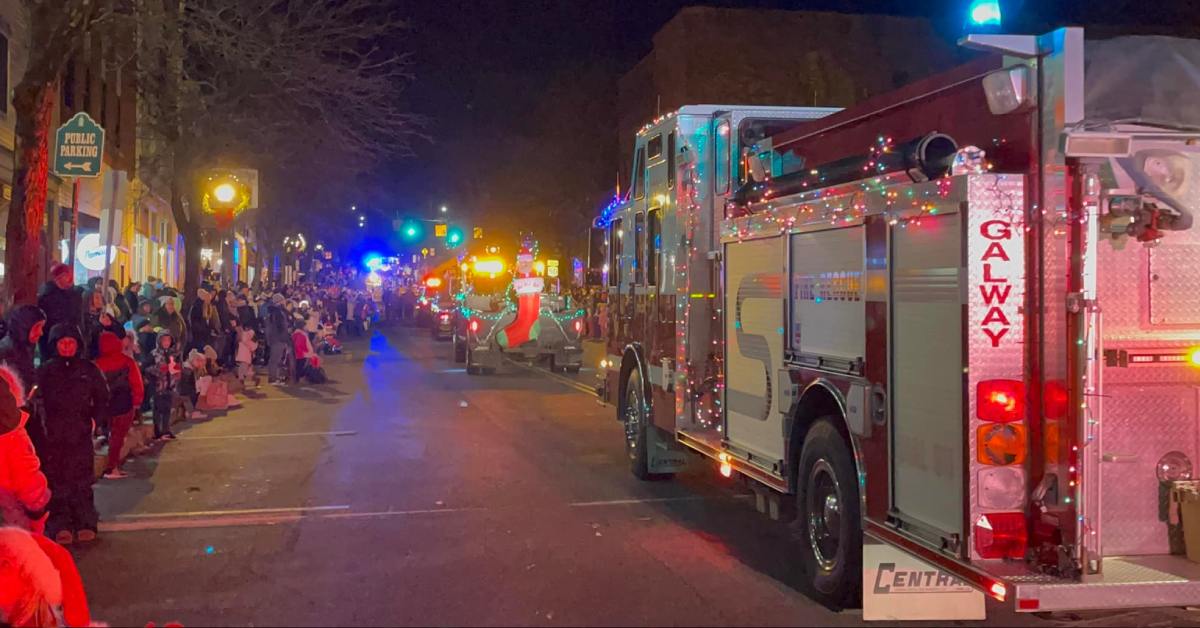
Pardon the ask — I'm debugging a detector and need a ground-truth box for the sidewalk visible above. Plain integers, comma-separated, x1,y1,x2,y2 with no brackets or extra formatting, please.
90,350,358,483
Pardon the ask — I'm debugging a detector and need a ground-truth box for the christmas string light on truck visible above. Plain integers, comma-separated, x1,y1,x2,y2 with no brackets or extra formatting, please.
594,27,1200,615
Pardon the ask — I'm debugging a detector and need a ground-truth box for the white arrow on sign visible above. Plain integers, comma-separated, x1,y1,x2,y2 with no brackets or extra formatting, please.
62,162,93,172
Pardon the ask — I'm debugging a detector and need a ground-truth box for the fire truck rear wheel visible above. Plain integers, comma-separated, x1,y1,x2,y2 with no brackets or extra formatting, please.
796,417,862,607
623,369,652,480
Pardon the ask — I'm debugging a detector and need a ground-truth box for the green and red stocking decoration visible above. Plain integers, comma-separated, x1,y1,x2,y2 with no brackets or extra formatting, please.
497,245,543,348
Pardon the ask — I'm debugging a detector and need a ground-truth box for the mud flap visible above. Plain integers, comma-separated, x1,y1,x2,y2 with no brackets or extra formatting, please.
646,424,689,474
862,540,985,621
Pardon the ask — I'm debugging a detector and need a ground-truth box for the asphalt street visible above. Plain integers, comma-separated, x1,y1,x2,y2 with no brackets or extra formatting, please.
72,326,1200,627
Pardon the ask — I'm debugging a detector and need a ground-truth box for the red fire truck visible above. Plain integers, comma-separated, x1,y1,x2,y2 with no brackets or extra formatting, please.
598,27,1200,611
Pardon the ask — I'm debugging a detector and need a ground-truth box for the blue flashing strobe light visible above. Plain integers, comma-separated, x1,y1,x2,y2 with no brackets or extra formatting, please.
968,0,1002,26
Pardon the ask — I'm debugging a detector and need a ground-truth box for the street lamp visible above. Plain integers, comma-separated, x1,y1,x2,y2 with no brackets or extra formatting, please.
440,205,448,214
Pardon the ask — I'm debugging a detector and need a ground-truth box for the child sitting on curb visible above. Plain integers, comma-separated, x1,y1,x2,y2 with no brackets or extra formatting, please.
178,350,207,421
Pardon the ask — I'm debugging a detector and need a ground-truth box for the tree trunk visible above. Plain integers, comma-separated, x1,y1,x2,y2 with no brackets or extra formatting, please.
5,80,58,304
170,179,202,309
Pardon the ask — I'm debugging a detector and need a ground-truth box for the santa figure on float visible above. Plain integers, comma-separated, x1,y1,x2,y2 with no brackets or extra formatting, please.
497,238,543,349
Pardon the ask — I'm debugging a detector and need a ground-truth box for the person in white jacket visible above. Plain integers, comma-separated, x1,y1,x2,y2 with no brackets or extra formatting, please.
235,325,258,388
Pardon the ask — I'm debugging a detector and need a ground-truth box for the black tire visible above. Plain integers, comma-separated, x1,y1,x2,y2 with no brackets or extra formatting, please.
565,364,581,374
622,368,652,480
453,338,467,363
795,417,862,607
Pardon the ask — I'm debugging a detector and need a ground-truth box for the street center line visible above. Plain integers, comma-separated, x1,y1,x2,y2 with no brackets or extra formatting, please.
320,507,480,519
181,430,358,440
101,513,306,532
505,358,597,396
253,394,353,402
114,505,351,519
100,507,476,533
569,495,751,508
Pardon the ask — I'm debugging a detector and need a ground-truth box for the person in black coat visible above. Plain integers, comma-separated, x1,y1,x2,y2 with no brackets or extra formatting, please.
36,263,83,362
0,305,47,398
82,289,124,359
123,282,141,320
188,288,218,354
33,323,109,544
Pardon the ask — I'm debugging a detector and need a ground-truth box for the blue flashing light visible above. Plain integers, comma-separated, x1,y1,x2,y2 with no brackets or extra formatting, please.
363,253,384,272
968,0,1001,27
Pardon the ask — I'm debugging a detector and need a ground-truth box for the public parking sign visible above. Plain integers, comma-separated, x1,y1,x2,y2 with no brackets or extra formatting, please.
53,112,105,178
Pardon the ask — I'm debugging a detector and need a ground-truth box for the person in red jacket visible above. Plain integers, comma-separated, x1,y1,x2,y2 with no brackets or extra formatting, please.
0,525,92,627
0,364,49,535
94,331,144,481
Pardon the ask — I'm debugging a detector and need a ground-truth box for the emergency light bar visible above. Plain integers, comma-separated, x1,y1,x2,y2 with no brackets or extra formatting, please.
1104,348,1200,367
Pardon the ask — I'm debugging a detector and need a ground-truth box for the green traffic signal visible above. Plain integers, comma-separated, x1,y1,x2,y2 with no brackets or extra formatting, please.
446,226,464,247
401,220,422,241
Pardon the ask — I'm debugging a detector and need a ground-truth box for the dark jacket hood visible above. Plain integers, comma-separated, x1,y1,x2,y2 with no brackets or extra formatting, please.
5,305,45,348
46,323,84,358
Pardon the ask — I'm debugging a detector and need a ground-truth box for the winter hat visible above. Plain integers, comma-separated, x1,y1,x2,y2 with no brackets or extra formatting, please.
48,263,70,279
272,293,285,305
187,349,206,365
203,345,218,362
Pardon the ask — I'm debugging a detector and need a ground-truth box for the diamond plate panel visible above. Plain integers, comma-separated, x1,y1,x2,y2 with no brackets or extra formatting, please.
1100,384,1200,555
1015,555,1200,612
1095,241,1147,337
1150,243,1200,326
965,174,1027,560
1097,203,1200,341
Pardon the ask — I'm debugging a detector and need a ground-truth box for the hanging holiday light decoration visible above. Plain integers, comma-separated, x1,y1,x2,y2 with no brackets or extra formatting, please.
202,171,252,229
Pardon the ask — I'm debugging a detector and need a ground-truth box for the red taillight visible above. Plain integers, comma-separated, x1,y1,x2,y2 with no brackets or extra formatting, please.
1044,380,1068,419
439,313,450,322
977,379,1025,423
469,319,479,333
974,512,1027,559
573,319,582,332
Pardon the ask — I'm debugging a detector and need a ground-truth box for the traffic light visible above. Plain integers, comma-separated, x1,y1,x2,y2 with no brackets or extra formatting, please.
400,219,422,242
446,226,464,247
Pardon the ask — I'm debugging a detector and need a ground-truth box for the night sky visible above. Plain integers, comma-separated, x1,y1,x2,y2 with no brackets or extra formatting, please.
337,0,1199,255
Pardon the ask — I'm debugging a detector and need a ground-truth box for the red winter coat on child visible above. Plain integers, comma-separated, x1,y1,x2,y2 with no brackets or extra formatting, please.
94,331,145,409
0,364,50,533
